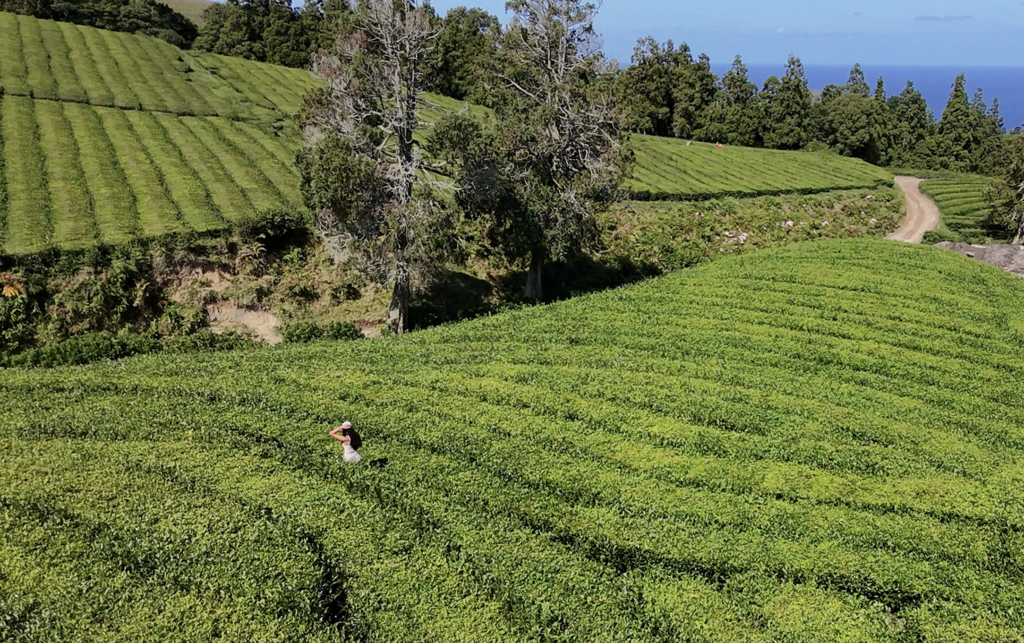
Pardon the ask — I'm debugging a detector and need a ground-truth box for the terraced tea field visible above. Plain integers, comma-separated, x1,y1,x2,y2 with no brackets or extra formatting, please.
0,11,317,120
630,134,893,200
0,94,305,254
920,175,1012,241
2,240,1023,642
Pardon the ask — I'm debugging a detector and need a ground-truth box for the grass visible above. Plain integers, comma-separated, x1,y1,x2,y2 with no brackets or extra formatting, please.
606,188,903,271
2,239,1023,641
919,176,1013,242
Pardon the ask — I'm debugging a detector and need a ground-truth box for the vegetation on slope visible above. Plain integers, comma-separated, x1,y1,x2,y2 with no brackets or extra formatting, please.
2,240,1023,642
629,135,892,200
0,0,199,47
161,0,214,26
609,188,902,272
919,176,1011,243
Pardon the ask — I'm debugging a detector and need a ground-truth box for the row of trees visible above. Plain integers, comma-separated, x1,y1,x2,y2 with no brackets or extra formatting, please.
0,0,198,47
298,0,629,332
193,0,351,67
611,42,1018,174
191,0,501,102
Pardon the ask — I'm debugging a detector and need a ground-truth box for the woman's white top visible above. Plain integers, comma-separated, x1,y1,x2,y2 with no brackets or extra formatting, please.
342,444,362,463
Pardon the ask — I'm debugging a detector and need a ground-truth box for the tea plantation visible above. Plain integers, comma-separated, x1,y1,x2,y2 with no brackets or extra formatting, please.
629,134,893,201
2,239,1023,642
919,176,1010,242
0,12,895,257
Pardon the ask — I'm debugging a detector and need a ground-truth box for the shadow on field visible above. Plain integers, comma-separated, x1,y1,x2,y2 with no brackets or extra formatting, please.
408,254,660,329
494,254,661,304
408,269,495,328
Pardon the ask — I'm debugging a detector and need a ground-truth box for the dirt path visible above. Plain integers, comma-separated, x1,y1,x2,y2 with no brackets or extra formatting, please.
886,176,941,244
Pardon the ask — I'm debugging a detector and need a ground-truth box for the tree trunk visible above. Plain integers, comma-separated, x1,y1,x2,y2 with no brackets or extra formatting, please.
524,250,544,301
389,275,410,334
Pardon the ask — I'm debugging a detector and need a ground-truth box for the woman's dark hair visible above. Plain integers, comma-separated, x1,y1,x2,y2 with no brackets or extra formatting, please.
343,427,363,451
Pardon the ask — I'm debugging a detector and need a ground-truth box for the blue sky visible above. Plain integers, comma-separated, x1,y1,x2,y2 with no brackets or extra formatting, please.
427,0,1024,67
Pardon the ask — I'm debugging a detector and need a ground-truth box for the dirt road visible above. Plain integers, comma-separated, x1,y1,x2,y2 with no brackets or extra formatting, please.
886,176,941,244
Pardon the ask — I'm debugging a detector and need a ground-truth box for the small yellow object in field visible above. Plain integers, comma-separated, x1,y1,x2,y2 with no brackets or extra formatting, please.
2,284,22,298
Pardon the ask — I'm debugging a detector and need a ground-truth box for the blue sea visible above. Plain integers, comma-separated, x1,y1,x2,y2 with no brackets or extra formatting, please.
711,64,1024,130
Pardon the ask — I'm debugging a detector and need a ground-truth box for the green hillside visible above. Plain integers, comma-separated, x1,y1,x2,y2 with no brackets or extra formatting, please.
2,239,1023,641
0,11,894,257
920,176,1011,242
630,134,892,200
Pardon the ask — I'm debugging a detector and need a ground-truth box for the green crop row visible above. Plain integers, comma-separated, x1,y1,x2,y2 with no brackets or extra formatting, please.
1,94,52,253
0,95,303,255
0,11,313,121
2,240,1023,641
629,135,894,200
920,177,1011,241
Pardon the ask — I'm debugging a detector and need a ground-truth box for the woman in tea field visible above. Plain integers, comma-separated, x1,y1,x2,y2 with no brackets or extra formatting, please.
330,421,363,463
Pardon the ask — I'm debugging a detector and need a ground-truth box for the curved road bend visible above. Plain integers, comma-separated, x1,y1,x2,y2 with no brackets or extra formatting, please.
886,176,941,244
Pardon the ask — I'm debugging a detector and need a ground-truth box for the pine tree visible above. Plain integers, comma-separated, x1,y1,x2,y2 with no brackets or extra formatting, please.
719,56,761,147
887,81,932,168
761,56,812,150
935,73,980,172
430,7,501,103
613,38,683,137
298,0,455,333
435,0,631,302
845,63,871,96
672,52,719,140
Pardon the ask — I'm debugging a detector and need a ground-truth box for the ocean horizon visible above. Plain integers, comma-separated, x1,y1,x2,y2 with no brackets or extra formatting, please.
711,64,1024,131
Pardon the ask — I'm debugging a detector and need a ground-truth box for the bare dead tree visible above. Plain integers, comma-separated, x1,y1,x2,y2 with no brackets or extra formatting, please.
299,0,454,333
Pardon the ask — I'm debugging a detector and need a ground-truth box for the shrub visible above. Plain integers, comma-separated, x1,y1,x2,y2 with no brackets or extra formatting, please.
323,321,363,341
923,229,964,244
6,331,161,368
164,331,259,353
283,321,323,344
3,330,261,368
231,210,311,247
153,303,206,336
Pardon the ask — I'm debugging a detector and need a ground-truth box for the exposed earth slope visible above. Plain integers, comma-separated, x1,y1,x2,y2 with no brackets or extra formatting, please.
2,239,1023,642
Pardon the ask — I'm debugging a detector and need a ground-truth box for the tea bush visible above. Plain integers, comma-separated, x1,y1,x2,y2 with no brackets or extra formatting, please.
920,176,1012,242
